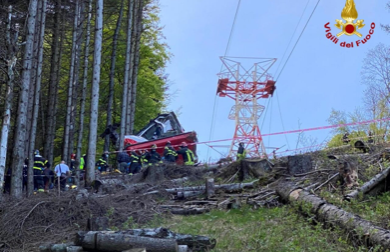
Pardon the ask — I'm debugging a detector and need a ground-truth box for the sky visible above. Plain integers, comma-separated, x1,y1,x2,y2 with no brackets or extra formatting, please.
158,0,388,163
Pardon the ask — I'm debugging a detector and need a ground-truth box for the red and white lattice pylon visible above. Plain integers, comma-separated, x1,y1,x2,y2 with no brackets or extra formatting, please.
216,57,277,159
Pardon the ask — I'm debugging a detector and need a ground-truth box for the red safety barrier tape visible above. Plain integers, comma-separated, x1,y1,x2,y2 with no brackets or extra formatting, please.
102,118,390,156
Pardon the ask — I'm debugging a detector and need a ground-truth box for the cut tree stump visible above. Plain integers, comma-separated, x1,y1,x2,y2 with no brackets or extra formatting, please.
287,155,312,175
206,178,215,198
240,159,272,181
87,217,109,231
338,160,359,189
344,166,390,201
276,182,390,249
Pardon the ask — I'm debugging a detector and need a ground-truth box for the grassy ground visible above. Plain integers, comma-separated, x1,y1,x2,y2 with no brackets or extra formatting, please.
321,190,390,230
149,206,374,252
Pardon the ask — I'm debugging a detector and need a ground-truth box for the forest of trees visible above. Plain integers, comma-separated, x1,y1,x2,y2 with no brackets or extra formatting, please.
0,0,170,198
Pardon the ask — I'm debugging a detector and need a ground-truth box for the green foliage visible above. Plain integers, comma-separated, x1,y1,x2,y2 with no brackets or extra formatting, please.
106,207,115,217
155,206,369,251
327,131,367,148
122,216,138,230
50,0,171,158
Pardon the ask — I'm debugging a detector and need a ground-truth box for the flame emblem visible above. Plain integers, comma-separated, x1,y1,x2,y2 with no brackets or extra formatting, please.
335,0,365,37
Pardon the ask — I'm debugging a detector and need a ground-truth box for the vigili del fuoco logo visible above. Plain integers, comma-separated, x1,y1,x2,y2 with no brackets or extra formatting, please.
324,0,375,48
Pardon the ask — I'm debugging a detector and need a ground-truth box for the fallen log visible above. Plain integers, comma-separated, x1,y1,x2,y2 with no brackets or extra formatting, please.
276,183,390,249
77,231,179,252
184,200,217,205
313,173,339,191
293,169,334,177
66,246,84,252
177,245,188,252
39,243,77,252
92,179,146,194
122,249,146,252
144,180,260,197
167,180,259,193
344,166,390,201
176,191,204,199
170,208,210,215
77,228,216,251
171,177,189,184
92,178,129,193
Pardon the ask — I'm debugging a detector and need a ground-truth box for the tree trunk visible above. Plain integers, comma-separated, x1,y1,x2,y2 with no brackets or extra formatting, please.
125,0,137,135
68,0,84,162
104,0,125,152
11,0,38,198
28,0,47,195
119,0,134,150
170,208,209,215
344,166,390,201
77,231,179,252
44,0,62,168
129,0,144,134
142,180,259,196
276,183,390,249
0,5,17,199
64,0,80,164
77,228,216,251
76,0,92,163
25,0,42,158
86,0,103,186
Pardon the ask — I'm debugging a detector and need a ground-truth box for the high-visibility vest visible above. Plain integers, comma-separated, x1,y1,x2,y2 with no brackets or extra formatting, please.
164,147,177,157
33,156,48,170
237,150,247,160
80,157,85,170
184,149,195,165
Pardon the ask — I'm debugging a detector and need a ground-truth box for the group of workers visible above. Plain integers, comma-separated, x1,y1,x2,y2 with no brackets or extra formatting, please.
342,130,375,145
32,150,77,192
3,149,73,194
4,140,242,193
116,141,196,175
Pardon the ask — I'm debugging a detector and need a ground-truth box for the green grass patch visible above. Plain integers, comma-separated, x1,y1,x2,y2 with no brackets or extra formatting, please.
321,191,390,229
152,206,370,252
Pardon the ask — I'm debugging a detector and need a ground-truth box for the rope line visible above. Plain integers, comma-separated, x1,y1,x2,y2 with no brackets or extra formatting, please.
276,92,290,149
274,0,311,76
275,0,321,82
207,0,242,160
118,117,390,154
